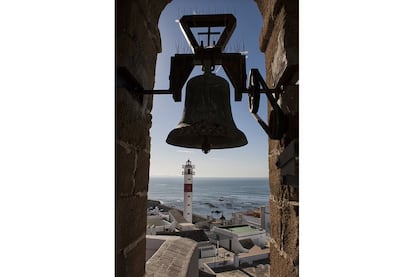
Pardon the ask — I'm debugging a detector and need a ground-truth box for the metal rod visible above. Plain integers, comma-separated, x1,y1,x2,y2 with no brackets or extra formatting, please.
140,88,278,95
141,90,172,95
242,88,279,94
140,84,288,96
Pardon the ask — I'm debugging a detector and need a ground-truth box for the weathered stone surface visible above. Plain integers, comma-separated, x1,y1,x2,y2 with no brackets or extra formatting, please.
117,237,147,277
282,0,298,66
260,1,299,276
116,141,150,196
282,203,299,259
280,85,298,114
116,143,136,196
116,82,151,276
146,238,198,277
256,0,283,52
117,0,171,90
116,88,152,147
265,8,287,87
270,198,298,256
270,243,297,277
257,0,298,86
116,195,147,247
269,198,280,246
116,1,171,276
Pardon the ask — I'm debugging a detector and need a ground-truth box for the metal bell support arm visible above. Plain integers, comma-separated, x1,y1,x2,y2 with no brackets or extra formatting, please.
116,66,171,95
247,68,288,140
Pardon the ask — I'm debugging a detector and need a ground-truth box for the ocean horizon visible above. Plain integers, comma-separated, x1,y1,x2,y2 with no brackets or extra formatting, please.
148,176,270,220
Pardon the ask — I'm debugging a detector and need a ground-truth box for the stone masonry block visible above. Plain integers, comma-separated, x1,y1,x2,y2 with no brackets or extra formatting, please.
270,244,297,277
270,197,299,252
259,0,298,86
116,143,136,197
269,138,282,197
116,141,150,197
116,195,147,251
117,237,146,277
266,10,287,87
258,0,283,53
269,198,299,277
281,203,299,259
280,85,299,114
269,197,282,247
116,88,152,148
282,0,298,65
133,150,150,195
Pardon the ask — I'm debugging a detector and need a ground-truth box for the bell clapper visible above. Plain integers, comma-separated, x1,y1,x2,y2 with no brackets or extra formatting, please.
201,136,211,154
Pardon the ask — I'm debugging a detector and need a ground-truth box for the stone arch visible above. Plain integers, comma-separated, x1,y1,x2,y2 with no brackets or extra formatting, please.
116,0,298,276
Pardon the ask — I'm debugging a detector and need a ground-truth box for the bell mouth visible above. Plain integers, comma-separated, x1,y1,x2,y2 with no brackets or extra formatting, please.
166,121,248,151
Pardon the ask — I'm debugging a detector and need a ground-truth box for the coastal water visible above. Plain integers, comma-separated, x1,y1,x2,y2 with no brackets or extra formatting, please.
148,176,270,219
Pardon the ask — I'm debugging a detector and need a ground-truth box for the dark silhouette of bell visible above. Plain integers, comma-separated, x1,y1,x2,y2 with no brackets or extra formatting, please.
166,72,247,153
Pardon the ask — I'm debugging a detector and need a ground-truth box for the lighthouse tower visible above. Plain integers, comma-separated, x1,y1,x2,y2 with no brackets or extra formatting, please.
182,159,195,223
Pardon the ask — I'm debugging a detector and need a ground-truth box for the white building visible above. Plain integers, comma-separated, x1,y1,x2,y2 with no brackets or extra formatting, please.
146,215,175,235
210,224,266,254
232,206,270,233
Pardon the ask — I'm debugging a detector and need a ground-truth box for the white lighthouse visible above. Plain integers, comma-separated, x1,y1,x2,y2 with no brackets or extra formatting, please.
182,159,195,223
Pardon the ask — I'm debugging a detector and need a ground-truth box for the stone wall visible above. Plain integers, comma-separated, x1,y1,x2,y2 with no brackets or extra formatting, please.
116,0,171,276
255,0,299,276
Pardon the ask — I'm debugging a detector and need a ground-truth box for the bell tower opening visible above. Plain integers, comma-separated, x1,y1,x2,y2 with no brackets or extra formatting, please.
116,0,298,276
147,1,277,276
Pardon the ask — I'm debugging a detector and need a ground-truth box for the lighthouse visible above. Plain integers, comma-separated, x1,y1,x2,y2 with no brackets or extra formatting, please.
182,159,195,223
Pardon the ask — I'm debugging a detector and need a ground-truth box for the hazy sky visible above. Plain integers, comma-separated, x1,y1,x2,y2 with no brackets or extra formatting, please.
150,0,268,177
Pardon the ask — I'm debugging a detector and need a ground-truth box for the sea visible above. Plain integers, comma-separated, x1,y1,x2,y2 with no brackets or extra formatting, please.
148,176,270,220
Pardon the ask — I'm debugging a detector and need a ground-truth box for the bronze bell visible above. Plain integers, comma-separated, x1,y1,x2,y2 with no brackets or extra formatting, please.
166,72,248,154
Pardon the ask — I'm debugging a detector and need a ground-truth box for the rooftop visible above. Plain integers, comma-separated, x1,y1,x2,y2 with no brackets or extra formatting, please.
156,230,209,242
220,225,264,236
179,230,209,242
146,237,198,277
147,216,169,227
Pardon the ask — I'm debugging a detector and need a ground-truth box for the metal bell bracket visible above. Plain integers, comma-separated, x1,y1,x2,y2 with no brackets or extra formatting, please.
117,14,247,103
247,68,288,140
170,14,246,102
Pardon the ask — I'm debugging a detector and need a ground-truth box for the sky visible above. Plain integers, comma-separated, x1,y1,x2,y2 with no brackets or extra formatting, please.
149,0,269,177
